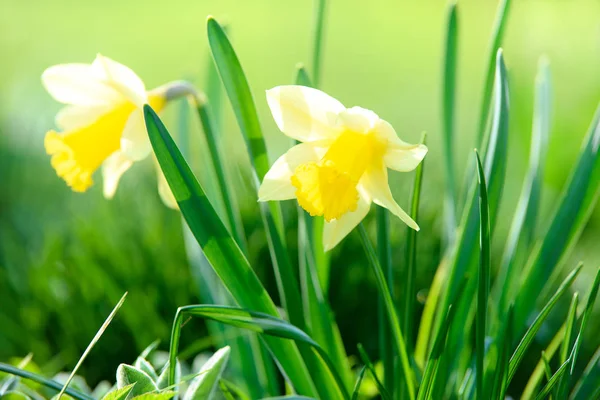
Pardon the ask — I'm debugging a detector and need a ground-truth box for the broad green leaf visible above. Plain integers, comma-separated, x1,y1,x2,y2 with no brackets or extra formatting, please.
144,106,317,397
514,104,600,328
358,225,415,400
134,359,157,383
101,385,135,400
494,58,552,316
474,151,491,400
441,1,458,245
184,346,230,400
132,393,176,400
507,263,582,385
170,305,349,400
206,15,305,341
116,365,157,397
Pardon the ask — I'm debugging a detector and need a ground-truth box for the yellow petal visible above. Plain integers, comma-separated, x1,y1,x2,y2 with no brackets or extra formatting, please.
322,188,371,251
360,164,419,230
376,120,428,172
258,141,329,201
42,63,123,106
266,85,344,142
91,54,147,108
56,104,113,131
102,151,133,198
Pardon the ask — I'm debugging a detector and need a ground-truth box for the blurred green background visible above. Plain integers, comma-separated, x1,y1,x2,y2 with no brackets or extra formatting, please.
1,0,599,388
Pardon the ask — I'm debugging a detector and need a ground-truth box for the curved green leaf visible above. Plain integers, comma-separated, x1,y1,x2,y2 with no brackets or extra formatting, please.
184,346,230,400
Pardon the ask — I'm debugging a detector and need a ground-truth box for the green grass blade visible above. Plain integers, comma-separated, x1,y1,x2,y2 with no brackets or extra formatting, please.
474,151,491,400
555,292,579,398
357,344,391,400
514,104,600,328
350,366,367,400
403,132,427,358
493,306,513,400
144,106,317,397
494,58,551,316
358,224,415,400
184,346,231,400
570,345,600,400
442,1,458,246
534,359,571,400
310,0,328,87
0,364,93,400
207,16,305,333
507,263,583,385
57,292,127,399
171,305,350,400
475,0,512,147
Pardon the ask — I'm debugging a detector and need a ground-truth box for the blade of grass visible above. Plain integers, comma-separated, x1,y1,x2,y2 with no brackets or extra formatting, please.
555,292,579,398
514,104,600,329
170,305,350,400
541,351,553,384
310,0,327,88
350,366,367,400
207,16,305,335
441,1,458,247
570,345,600,400
534,359,571,400
474,150,491,400
403,132,427,357
506,263,583,385
144,106,317,397
492,306,513,400
57,292,127,399
494,57,551,317
357,344,391,400
358,224,415,400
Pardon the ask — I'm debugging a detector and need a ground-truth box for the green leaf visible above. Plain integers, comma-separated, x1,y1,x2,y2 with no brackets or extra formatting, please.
184,346,230,400
134,359,157,382
494,57,552,316
521,324,565,399
310,0,328,87
131,392,176,400
156,362,180,391
116,365,157,397
534,359,571,400
555,292,579,398
358,225,415,400
507,263,583,385
170,305,349,400
144,105,317,397
514,104,600,328
3,392,32,400
571,345,600,400
474,151,491,400
260,397,316,400
138,341,160,361
350,366,367,400
441,1,458,245
206,15,305,340
101,385,136,400
357,344,390,400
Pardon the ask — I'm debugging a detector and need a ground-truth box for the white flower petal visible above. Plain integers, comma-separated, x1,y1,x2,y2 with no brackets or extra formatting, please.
337,106,380,133
323,188,371,251
258,141,329,201
55,104,113,131
102,151,133,199
156,158,178,210
91,54,147,108
375,120,427,172
120,110,151,161
360,164,419,230
266,85,345,142
42,63,123,106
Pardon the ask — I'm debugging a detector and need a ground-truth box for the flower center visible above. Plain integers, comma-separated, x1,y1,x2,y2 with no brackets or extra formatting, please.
45,95,165,192
291,130,384,221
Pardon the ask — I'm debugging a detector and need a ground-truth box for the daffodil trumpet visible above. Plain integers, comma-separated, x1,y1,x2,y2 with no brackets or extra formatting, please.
42,54,199,208
258,85,428,251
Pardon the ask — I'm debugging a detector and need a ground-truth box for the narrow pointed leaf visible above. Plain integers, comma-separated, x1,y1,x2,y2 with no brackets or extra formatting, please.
184,346,231,400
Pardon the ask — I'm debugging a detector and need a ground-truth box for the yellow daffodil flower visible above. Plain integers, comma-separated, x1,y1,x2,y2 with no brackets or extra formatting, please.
258,86,428,250
42,54,189,209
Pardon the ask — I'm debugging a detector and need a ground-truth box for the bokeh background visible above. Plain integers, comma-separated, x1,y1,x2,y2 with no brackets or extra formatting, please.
1,0,599,389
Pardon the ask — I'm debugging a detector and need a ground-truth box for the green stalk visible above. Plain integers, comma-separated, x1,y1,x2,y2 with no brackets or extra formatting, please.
358,224,415,400
310,0,328,88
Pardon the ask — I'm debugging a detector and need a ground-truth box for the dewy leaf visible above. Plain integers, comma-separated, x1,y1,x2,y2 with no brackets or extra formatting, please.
133,358,157,382
116,365,158,397
184,346,231,400
144,105,317,397
101,385,135,400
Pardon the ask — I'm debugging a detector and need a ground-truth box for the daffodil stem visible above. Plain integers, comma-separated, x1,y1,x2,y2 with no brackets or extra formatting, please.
358,224,416,400
311,0,328,87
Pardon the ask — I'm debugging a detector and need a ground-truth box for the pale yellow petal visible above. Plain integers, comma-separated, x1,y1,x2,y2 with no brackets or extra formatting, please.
91,54,147,108
266,85,344,142
42,63,123,106
258,141,329,201
337,106,380,134
156,158,178,210
360,164,419,230
375,120,427,172
102,151,133,199
120,110,151,161
322,188,371,251
55,104,113,131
